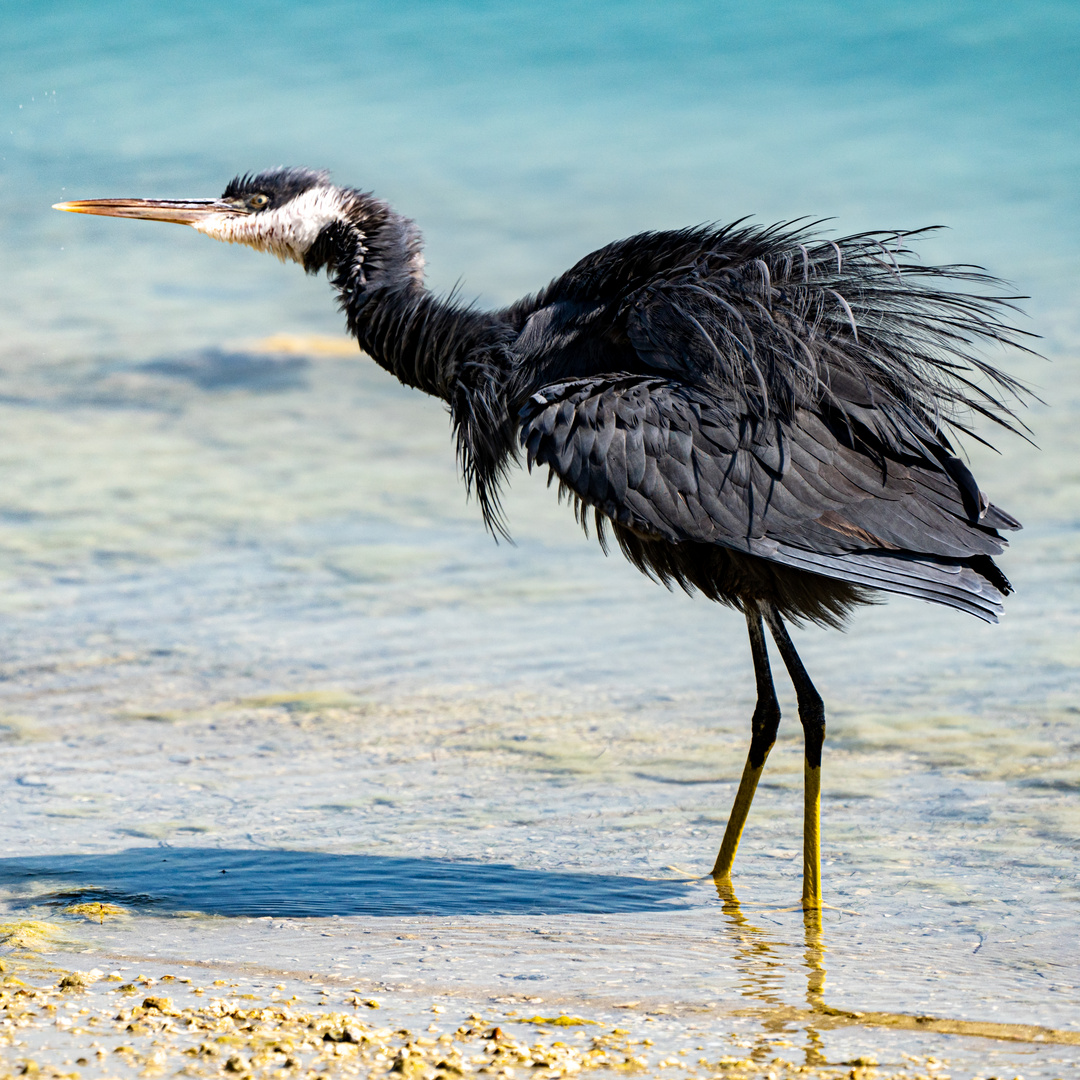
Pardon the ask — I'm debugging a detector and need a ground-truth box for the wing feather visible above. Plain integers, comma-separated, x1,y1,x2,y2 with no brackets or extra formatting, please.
520,375,1015,619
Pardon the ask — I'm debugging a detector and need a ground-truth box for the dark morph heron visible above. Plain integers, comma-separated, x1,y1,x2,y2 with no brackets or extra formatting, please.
56,168,1030,908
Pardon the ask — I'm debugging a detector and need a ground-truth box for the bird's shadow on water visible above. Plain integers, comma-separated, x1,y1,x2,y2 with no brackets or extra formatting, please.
0,848,696,919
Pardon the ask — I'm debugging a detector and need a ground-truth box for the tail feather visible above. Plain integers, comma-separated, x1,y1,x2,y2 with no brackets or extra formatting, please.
770,544,1008,623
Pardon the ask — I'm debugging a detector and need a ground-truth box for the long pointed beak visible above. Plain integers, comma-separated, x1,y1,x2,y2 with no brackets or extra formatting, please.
52,197,244,225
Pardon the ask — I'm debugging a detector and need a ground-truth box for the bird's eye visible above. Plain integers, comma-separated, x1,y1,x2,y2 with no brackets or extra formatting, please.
247,194,270,209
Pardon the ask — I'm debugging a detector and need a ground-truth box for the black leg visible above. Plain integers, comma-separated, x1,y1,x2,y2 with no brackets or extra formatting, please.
712,606,782,877
762,604,825,908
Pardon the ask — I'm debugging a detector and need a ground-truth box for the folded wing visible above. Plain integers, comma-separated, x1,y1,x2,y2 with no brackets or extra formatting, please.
520,375,1019,622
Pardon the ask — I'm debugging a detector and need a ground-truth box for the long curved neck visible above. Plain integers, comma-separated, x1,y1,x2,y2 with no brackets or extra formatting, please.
305,201,508,398
305,199,520,531
348,282,510,406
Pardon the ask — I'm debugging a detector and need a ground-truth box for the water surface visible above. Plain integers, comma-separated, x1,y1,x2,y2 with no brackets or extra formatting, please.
2,3,1079,1076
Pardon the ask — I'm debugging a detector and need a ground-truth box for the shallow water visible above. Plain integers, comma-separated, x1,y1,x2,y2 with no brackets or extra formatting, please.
2,2,1079,1077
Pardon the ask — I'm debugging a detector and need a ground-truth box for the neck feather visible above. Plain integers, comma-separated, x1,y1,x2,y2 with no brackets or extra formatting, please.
306,198,521,533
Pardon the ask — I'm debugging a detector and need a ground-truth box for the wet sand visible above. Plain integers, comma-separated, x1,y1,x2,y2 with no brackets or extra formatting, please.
0,958,958,1080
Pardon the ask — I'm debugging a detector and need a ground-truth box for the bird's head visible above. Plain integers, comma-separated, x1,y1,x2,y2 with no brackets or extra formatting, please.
54,167,423,281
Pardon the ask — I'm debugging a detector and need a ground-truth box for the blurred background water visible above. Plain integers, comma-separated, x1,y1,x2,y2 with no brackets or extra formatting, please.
1,1,1079,1075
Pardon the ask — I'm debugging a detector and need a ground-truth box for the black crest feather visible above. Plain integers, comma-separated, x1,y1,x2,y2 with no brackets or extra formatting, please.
223,167,330,207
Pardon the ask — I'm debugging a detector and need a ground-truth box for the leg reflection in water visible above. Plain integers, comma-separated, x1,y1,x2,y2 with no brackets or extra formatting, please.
802,905,827,1066
713,880,1080,1068
714,877,828,1068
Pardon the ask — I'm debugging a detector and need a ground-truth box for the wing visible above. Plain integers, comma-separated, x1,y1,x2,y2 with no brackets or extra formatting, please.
519,374,1019,622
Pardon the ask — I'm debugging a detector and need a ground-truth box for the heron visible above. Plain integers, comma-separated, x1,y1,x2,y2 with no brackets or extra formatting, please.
55,167,1031,908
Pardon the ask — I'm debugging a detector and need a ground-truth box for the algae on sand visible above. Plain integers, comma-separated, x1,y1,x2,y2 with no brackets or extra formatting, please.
0,920,70,953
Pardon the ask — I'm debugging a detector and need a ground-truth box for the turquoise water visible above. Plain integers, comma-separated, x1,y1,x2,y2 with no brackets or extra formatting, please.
2,3,1079,1077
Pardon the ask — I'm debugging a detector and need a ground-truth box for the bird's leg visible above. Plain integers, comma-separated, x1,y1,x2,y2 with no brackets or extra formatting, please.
712,607,781,878
762,605,825,909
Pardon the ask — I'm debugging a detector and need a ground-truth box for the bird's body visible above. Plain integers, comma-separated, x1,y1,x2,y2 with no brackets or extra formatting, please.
508,229,1021,628
56,168,1030,906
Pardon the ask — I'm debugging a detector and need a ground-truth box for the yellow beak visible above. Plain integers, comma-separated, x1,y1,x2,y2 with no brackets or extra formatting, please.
52,197,245,225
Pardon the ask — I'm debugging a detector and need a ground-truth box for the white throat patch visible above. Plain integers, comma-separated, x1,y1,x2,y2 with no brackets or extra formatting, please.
192,186,349,263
